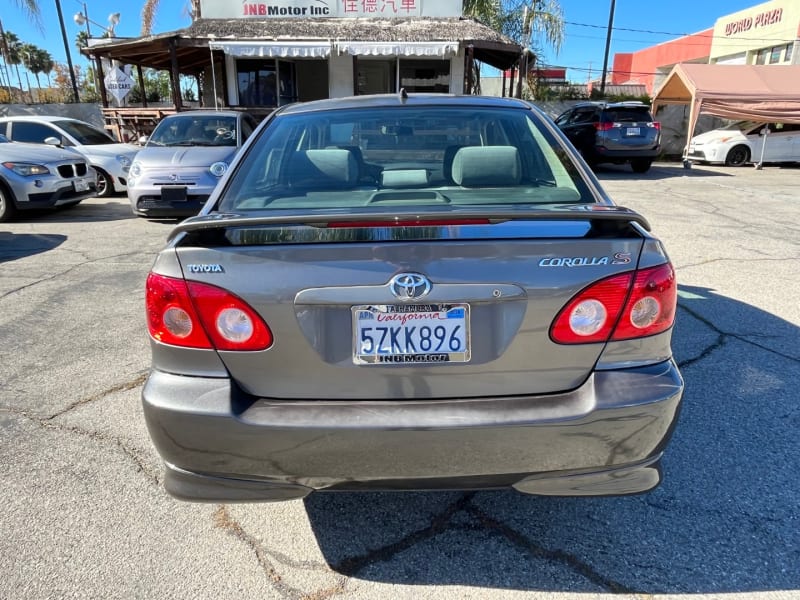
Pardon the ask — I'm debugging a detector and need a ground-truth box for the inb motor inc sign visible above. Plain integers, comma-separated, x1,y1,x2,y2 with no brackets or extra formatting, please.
200,0,462,19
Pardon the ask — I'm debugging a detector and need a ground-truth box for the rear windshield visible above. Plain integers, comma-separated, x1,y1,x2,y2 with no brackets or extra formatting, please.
217,105,594,213
601,108,653,123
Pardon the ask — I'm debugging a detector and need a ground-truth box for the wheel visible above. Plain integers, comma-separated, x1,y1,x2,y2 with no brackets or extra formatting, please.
725,145,750,167
0,184,17,222
631,159,652,173
95,169,113,197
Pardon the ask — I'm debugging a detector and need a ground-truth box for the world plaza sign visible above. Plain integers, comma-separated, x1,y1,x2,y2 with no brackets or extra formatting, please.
724,8,783,36
200,0,462,19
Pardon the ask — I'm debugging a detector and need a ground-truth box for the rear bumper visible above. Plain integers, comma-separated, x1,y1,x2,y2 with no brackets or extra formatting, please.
593,147,660,161
142,360,684,502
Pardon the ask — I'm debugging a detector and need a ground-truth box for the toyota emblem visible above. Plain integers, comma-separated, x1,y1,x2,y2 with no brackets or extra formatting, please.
389,273,432,301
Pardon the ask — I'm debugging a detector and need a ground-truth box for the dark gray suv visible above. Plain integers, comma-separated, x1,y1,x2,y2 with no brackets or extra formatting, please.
555,101,661,173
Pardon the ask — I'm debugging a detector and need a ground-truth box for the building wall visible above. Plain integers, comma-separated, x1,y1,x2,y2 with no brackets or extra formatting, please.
710,0,800,64
329,52,354,98
611,0,800,95
611,29,713,95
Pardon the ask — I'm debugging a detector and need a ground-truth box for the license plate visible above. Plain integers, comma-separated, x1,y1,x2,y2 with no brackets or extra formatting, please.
73,179,90,192
625,127,641,136
161,186,188,202
352,303,470,365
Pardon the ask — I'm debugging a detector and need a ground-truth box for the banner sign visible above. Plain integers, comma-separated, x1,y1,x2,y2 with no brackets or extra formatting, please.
201,0,463,19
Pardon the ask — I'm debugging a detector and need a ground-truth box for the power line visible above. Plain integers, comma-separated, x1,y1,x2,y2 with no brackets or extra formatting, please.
565,19,799,44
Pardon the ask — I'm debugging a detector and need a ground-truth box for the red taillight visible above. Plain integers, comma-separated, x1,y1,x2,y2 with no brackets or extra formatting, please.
550,263,676,344
649,121,661,130
595,122,614,131
145,272,273,351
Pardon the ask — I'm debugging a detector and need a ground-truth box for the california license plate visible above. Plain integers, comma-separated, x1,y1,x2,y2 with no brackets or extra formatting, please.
626,127,641,136
73,179,90,192
352,303,470,365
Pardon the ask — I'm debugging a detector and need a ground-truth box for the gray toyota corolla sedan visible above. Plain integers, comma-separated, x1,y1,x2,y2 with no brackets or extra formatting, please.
143,94,683,502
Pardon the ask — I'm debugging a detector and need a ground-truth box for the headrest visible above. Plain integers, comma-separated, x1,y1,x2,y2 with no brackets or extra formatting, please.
450,146,521,187
288,149,358,188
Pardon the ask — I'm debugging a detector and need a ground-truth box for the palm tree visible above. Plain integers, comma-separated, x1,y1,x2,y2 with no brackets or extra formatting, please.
463,0,564,98
11,0,42,31
141,0,201,36
3,31,28,102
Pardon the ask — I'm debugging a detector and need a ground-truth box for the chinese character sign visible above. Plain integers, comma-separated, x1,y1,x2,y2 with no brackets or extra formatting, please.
200,0,462,19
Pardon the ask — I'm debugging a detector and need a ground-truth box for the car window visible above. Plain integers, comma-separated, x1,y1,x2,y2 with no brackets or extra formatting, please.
218,105,593,213
148,115,239,147
9,121,59,144
569,109,597,125
601,108,653,123
53,120,116,145
241,116,256,141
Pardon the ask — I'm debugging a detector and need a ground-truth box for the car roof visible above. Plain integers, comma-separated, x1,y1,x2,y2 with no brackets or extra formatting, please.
278,93,534,116
570,101,651,110
163,110,244,119
0,115,84,123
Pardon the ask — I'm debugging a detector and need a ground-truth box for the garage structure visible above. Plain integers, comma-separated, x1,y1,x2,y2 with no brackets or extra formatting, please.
650,62,800,164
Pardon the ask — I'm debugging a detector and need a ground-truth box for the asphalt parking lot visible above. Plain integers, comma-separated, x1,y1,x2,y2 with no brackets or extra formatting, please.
1,162,798,600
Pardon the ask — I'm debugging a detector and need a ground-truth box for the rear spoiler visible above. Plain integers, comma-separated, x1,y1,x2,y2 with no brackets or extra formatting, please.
168,205,650,242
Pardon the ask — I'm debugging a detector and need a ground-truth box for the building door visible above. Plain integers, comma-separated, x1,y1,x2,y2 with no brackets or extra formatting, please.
357,60,395,94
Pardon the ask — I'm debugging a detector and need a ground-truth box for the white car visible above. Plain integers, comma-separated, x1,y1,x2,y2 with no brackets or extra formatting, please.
686,121,800,166
0,116,139,197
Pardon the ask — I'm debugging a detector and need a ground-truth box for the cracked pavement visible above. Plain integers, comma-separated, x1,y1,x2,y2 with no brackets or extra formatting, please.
1,164,798,599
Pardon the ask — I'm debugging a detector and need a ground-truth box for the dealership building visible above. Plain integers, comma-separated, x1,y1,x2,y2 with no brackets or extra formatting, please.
611,0,800,95
85,0,524,137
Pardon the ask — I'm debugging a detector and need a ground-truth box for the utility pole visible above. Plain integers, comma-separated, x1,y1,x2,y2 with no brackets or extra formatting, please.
54,0,80,102
600,0,616,95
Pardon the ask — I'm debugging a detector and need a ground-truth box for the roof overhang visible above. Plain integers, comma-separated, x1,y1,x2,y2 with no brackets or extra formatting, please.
82,17,524,72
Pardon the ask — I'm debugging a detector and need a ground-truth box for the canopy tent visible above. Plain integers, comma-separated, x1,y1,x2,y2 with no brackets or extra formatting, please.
651,63,800,159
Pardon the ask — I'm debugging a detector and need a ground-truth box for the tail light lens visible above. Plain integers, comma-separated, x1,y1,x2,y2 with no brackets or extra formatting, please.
649,122,661,130
595,122,614,131
550,263,676,344
146,272,273,351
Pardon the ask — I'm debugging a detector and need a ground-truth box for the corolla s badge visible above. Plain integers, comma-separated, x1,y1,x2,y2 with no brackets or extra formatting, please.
389,273,431,301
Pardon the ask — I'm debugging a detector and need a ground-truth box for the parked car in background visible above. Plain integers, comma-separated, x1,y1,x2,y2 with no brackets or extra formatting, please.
142,94,683,503
685,121,800,166
0,134,96,221
0,116,138,197
128,110,259,218
554,101,661,173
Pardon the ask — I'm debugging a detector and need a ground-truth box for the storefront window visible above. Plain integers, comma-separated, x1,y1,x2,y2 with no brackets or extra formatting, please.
784,43,794,62
237,59,298,107
399,60,450,93
769,46,782,64
755,48,769,65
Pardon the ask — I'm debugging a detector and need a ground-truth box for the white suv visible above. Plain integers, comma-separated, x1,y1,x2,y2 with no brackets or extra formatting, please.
0,116,139,197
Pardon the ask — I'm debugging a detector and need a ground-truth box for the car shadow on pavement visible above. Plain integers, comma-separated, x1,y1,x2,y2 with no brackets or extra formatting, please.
593,162,734,180
304,283,799,595
0,231,66,262
19,199,138,223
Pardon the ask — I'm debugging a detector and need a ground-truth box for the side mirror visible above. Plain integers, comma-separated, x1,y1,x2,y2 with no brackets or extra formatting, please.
138,135,149,145
44,136,62,147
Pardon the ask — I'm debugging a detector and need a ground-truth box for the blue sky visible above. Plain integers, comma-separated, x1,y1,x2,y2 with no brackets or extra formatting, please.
2,0,764,84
